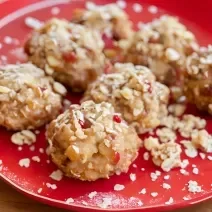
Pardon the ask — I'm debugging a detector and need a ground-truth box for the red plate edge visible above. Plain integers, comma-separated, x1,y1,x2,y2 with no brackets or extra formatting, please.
0,0,212,212
1,172,212,212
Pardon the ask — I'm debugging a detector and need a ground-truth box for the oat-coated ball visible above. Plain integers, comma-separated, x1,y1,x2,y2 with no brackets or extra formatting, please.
47,101,141,181
0,64,66,130
184,46,212,115
25,18,106,92
72,3,133,40
120,15,199,86
83,63,170,133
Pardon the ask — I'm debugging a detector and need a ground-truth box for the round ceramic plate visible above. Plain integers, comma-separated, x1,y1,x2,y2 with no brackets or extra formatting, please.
0,0,212,211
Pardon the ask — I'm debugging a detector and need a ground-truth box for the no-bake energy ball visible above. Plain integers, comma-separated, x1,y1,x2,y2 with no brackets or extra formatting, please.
25,18,106,92
47,101,141,181
184,46,212,115
83,63,170,133
0,64,66,130
72,3,133,40
120,15,199,86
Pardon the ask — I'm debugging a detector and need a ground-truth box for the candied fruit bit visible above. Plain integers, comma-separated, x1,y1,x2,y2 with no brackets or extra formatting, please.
104,62,113,74
79,120,85,129
63,51,77,62
113,151,120,164
113,115,121,123
145,81,152,93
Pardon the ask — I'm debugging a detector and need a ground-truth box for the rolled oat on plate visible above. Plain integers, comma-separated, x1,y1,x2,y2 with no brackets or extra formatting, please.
47,100,141,181
0,63,65,130
82,63,170,133
25,18,106,92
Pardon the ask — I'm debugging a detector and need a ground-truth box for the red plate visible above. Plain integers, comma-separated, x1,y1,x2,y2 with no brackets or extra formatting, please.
0,0,212,211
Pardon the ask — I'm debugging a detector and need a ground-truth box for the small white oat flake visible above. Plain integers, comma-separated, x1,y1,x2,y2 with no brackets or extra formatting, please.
49,170,63,181
139,188,146,194
66,197,74,204
192,167,199,175
37,188,42,193
163,183,171,190
32,156,40,162
116,0,126,9
130,173,136,181
143,152,150,161
19,158,30,168
98,197,112,209
88,191,97,199
114,184,125,191
148,5,158,14
132,3,143,13
165,197,174,205
151,192,158,197
164,175,170,180
188,180,202,193
46,183,57,190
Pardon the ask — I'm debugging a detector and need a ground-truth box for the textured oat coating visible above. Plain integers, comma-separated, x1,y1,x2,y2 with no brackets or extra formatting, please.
72,3,133,40
47,101,141,181
0,64,65,130
184,46,212,114
120,15,199,86
83,63,170,133
25,18,106,92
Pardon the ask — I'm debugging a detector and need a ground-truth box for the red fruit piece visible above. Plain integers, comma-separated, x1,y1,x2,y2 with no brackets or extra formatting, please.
113,151,120,164
113,115,121,123
78,120,85,129
63,51,77,62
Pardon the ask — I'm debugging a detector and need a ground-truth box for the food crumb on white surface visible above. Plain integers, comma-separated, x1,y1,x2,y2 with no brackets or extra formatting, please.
192,167,199,175
51,7,60,15
130,173,136,181
18,146,23,151
29,145,35,151
188,180,202,193
165,197,174,205
49,170,63,181
116,0,126,9
139,188,146,194
25,17,43,29
39,148,44,153
88,191,97,199
148,5,158,14
97,197,112,209
66,197,75,204
162,183,171,190
132,3,143,13
199,152,206,159
114,184,125,191
3,36,13,44
46,183,57,190
37,188,42,194
151,192,158,197
32,156,40,162
164,175,170,180
19,158,30,168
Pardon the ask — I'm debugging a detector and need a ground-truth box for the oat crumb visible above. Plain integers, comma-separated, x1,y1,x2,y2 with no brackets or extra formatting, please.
19,158,30,168
49,170,63,181
114,184,125,191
